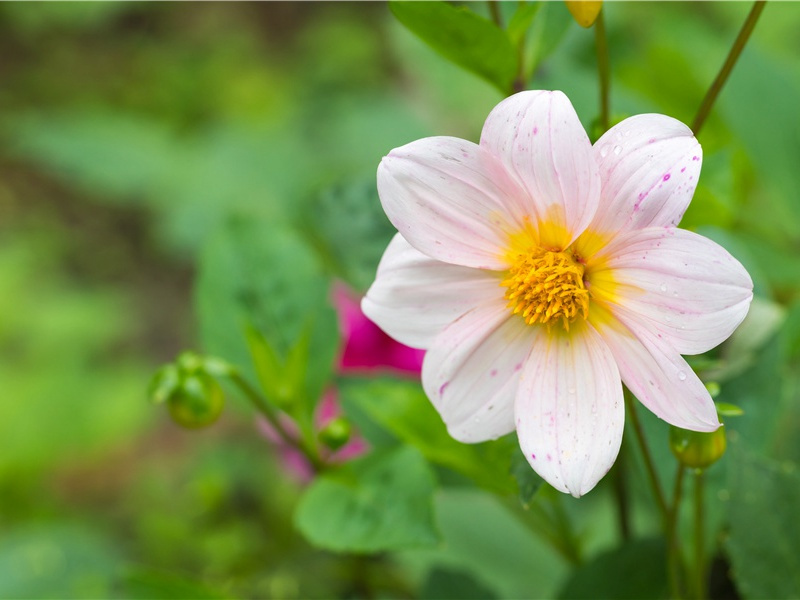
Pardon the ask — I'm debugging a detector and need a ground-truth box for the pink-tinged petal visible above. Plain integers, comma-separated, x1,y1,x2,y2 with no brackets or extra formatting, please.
589,114,702,238
590,227,753,355
378,137,529,269
515,324,624,497
594,311,720,432
480,90,600,249
362,234,505,349
422,304,533,443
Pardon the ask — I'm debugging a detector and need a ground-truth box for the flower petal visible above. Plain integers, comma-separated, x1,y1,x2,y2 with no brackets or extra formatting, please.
480,90,600,249
422,304,534,443
593,310,720,431
590,227,753,355
362,234,505,349
515,323,624,497
378,136,528,269
588,114,702,239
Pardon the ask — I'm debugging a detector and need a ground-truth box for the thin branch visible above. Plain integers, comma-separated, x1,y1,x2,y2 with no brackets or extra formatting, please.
692,1,767,135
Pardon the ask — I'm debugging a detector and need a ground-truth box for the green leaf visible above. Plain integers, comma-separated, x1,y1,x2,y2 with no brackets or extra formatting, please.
301,178,396,292
726,451,800,599
421,567,498,600
294,446,440,553
507,2,542,47
339,378,516,494
510,443,544,507
196,216,339,411
557,538,668,599
524,1,574,78
120,569,232,600
389,1,518,94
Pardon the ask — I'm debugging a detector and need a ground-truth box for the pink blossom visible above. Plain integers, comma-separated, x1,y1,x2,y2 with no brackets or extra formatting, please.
362,91,753,496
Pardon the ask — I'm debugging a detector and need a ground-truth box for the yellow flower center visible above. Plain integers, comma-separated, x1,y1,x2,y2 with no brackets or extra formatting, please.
502,247,589,331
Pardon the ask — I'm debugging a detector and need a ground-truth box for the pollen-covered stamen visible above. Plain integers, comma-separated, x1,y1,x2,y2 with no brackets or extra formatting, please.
501,247,589,330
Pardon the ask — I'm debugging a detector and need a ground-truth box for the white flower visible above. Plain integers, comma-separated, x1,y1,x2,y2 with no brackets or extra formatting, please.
362,91,753,497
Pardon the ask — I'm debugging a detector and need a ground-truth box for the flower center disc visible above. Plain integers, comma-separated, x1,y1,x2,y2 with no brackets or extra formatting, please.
502,248,589,330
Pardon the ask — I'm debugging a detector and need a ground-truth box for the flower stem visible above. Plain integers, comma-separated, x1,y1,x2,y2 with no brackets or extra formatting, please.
611,441,632,541
668,465,687,600
693,469,707,600
488,0,503,29
691,1,767,136
624,391,670,522
594,7,611,132
230,372,324,472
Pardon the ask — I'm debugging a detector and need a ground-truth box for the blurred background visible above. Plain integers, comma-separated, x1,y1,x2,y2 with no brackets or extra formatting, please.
0,2,798,598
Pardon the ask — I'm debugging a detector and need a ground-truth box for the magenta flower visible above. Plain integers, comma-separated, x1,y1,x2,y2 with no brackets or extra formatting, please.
362,91,753,496
334,283,425,376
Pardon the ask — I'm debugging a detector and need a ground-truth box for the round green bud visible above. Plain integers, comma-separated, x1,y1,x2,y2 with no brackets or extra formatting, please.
669,425,727,470
167,373,225,429
318,417,352,451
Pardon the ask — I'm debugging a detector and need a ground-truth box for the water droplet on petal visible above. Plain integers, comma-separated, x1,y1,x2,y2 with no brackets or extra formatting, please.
659,283,668,292
678,371,687,381
600,145,610,158
613,145,622,155
568,387,576,394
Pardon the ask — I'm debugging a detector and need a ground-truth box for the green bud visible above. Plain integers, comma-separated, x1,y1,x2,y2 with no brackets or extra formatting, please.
148,364,180,404
669,425,727,470
318,417,352,451
168,373,225,429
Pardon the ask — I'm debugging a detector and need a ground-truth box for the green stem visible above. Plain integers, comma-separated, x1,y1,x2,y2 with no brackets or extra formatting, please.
625,391,670,523
230,372,324,472
693,470,707,600
488,0,503,28
594,8,611,132
668,466,687,600
691,1,767,136
611,441,632,542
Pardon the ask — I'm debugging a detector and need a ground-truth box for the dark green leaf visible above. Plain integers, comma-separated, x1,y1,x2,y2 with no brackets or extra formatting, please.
301,178,395,292
558,538,668,599
196,216,339,410
295,446,440,553
421,567,498,600
389,1,517,94
726,451,800,599
510,443,544,507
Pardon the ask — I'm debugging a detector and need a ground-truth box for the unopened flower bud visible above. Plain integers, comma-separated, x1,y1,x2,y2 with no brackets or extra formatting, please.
318,417,352,451
168,373,225,429
669,425,727,470
565,1,603,28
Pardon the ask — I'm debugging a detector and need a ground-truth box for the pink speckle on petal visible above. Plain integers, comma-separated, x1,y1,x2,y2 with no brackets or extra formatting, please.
692,155,699,161
490,368,498,377
514,363,523,372
439,381,450,396
663,174,671,181
533,126,538,135
546,454,552,462
531,453,537,460
680,167,686,173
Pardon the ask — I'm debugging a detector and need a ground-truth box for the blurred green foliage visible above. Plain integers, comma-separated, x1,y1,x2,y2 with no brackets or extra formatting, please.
0,2,799,598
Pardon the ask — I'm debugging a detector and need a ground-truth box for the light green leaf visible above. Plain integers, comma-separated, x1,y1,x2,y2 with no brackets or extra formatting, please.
339,378,516,494
294,446,440,553
389,1,518,94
